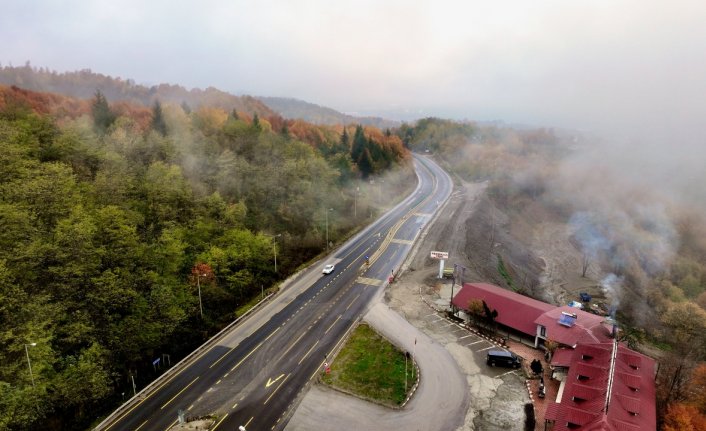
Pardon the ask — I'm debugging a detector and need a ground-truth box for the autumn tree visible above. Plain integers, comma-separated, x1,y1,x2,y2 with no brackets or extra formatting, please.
663,403,706,431
656,302,706,418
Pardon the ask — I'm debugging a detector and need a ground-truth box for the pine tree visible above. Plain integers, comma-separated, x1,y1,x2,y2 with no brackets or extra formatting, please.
252,112,261,130
340,127,350,151
151,100,168,136
91,90,116,134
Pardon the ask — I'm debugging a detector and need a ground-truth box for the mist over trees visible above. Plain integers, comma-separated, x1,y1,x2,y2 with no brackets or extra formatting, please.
0,84,411,430
400,117,706,426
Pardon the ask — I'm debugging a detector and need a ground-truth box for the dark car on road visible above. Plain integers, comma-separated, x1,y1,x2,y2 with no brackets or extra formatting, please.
486,349,522,368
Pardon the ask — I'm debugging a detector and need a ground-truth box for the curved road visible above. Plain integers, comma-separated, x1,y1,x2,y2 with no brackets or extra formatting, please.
96,155,453,431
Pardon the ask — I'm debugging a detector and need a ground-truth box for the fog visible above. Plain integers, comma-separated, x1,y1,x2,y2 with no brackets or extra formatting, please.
3,1,706,145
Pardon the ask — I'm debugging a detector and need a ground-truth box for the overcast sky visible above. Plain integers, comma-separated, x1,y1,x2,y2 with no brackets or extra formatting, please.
3,0,706,144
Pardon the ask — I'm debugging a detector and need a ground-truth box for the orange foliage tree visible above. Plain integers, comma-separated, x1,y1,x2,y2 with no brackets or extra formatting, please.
663,403,706,431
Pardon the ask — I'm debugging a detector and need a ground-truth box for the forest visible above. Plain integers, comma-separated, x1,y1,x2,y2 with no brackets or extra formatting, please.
0,83,411,430
399,118,706,429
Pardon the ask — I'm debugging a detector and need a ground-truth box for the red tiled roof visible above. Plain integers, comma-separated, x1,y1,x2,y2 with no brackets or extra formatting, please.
452,283,555,336
545,402,561,421
548,342,657,431
551,348,575,367
534,306,612,347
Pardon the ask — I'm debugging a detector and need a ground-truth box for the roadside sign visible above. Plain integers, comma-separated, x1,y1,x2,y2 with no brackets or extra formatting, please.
430,251,449,260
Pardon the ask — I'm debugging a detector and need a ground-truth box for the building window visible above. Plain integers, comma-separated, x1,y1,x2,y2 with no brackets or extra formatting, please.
539,325,546,337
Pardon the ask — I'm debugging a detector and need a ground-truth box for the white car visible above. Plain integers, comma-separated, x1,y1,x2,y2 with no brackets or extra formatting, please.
322,264,335,275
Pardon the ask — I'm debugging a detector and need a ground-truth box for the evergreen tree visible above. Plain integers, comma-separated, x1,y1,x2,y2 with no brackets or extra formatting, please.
91,90,116,134
351,125,366,163
151,100,168,136
180,101,191,114
252,112,261,130
340,127,350,151
231,109,239,120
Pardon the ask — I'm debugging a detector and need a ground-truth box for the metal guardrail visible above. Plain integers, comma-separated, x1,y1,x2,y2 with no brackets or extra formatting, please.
93,291,275,430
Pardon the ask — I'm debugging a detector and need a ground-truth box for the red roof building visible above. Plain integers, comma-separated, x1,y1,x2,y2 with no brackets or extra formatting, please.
451,282,555,337
534,306,613,348
545,341,656,431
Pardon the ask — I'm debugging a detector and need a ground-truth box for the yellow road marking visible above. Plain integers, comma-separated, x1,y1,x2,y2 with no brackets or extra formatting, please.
164,419,177,431
231,341,263,372
298,340,319,365
263,375,290,405
266,373,285,388
345,295,359,311
245,416,254,427
211,413,228,431
325,315,342,335
231,402,238,409
281,331,307,358
160,377,199,410
134,420,148,431
356,277,383,286
391,238,413,245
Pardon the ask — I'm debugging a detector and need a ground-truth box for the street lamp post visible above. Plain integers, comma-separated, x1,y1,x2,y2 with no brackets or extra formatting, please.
196,274,206,318
268,234,282,273
24,342,36,388
325,208,333,251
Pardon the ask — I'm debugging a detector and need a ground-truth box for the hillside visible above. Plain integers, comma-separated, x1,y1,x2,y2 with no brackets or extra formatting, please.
0,83,413,431
258,96,399,128
399,118,706,426
0,64,274,116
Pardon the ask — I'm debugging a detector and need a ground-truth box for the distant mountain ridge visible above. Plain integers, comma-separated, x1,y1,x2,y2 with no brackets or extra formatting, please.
257,96,399,129
0,64,274,116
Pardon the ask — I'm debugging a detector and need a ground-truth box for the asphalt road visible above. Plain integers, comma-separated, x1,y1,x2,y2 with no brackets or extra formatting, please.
97,155,453,431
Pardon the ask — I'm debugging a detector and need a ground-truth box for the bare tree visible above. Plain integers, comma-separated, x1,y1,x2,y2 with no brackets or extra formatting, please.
581,252,591,277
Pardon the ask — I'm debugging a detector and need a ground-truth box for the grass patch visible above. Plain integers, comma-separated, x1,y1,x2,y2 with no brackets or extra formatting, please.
322,323,417,406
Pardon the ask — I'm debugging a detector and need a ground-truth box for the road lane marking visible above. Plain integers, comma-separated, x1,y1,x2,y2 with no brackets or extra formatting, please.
211,413,228,431
245,416,255,427
188,404,194,410
164,419,177,431
266,373,285,388
134,420,148,431
498,369,518,377
356,277,383,286
345,294,361,311
458,335,474,340
230,341,264,372
477,346,496,352
231,402,238,409
298,340,320,365
281,331,307,359
467,340,485,345
263,375,290,405
390,238,413,245
161,376,199,410
324,315,342,335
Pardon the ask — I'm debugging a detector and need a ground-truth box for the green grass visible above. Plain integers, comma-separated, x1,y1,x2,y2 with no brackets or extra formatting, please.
321,323,417,406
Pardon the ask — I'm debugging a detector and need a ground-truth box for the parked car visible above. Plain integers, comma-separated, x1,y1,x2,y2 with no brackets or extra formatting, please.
322,264,335,275
486,349,522,368
580,292,592,302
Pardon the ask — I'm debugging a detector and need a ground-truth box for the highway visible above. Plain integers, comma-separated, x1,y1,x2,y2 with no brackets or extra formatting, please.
97,154,453,431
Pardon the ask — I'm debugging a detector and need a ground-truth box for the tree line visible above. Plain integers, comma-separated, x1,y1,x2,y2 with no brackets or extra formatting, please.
0,85,412,430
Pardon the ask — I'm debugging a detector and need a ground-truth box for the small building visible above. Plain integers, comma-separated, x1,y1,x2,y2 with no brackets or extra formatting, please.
451,282,555,340
452,283,611,348
451,282,656,430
